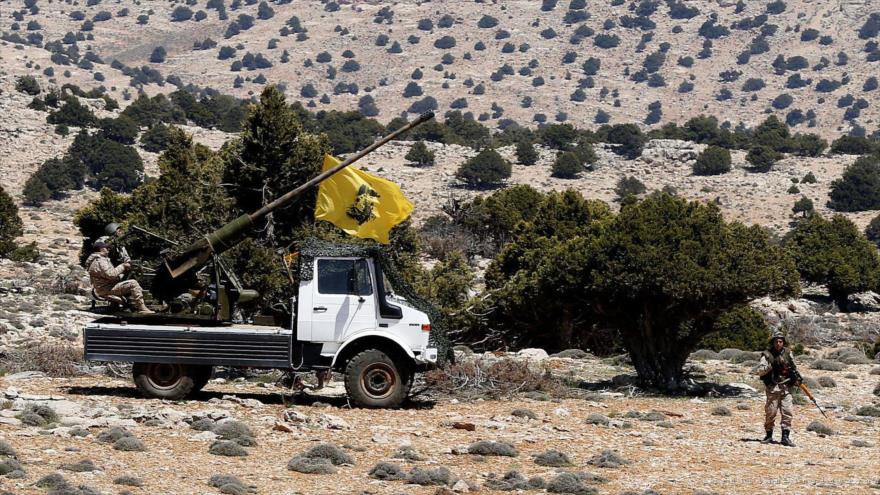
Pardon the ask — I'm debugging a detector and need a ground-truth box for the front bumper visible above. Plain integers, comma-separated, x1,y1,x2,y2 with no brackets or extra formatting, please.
414,346,439,365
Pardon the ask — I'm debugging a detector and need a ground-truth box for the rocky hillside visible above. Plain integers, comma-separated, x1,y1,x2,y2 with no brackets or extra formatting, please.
1,0,880,139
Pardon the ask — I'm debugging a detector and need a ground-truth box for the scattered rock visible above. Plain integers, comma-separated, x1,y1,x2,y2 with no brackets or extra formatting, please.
852,439,873,448
452,421,476,431
550,349,592,359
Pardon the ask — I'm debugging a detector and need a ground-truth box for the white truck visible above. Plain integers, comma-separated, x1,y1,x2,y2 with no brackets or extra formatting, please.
83,113,439,408
84,254,438,408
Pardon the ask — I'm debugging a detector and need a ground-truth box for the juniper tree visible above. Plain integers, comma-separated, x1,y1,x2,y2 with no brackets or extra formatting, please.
404,141,435,166
0,186,24,257
515,140,539,165
785,213,880,308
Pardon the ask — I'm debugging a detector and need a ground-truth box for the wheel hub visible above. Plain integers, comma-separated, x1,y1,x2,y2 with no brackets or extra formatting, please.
361,364,395,399
148,363,184,389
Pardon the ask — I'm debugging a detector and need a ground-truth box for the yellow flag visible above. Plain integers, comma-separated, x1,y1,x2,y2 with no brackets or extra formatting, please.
314,154,414,244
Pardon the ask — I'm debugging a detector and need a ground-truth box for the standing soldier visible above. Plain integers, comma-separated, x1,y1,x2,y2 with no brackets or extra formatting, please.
753,332,801,447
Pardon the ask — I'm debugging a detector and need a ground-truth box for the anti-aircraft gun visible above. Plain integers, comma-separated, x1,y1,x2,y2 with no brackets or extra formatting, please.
83,113,439,408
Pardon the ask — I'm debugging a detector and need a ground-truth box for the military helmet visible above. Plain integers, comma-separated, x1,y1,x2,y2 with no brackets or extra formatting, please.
769,331,786,345
104,222,121,236
92,239,109,250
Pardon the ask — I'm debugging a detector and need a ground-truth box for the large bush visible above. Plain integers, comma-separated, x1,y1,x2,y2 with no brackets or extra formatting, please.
456,149,511,188
603,124,645,159
47,98,97,127
692,146,731,175
515,140,538,165
785,213,880,307
699,306,771,352
551,151,583,179
140,123,173,153
483,192,799,389
745,145,782,172
828,156,880,211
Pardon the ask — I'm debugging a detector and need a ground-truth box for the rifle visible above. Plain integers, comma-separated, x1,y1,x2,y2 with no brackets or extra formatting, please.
798,382,827,419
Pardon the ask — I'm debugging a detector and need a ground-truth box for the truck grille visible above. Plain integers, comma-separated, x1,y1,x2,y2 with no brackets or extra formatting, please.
84,326,291,369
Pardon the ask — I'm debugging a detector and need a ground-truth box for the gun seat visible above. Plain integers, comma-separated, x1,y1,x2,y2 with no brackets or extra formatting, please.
91,289,127,309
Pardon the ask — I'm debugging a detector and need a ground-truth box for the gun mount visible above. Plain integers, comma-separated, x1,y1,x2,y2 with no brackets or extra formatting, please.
147,112,435,313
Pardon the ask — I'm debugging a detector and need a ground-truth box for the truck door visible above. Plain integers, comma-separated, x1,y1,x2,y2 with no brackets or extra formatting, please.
309,258,376,344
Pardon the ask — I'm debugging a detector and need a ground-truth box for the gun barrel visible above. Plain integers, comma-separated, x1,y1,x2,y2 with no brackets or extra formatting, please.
161,111,434,281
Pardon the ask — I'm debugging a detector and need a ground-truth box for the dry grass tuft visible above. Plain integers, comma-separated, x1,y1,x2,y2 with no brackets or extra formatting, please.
424,357,565,400
0,342,83,377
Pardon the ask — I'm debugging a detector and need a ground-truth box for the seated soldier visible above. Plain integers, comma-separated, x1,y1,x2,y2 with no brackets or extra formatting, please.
86,240,153,314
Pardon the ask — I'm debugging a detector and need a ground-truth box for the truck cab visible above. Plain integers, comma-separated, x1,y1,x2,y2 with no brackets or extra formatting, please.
83,252,438,408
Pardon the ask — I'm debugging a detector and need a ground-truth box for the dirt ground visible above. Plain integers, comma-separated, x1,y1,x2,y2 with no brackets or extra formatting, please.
1,353,877,495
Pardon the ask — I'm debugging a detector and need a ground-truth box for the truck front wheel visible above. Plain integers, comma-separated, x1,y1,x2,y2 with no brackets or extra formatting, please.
344,349,412,408
133,363,211,400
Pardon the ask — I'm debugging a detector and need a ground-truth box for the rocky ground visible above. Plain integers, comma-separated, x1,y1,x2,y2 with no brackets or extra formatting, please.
0,348,878,495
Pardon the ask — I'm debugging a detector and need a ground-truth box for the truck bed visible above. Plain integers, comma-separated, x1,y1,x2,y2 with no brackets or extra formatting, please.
83,322,293,369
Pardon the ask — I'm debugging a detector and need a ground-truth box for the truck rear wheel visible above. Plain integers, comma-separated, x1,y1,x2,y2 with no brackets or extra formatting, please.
344,349,411,408
133,363,211,400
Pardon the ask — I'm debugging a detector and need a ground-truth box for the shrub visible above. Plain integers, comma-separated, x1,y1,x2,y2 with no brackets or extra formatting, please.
213,420,254,442
829,156,880,211
297,444,354,465
806,420,834,435
468,441,518,457
368,462,405,480
404,141,435,166
478,15,499,28
811,359,846,371
47,98,96,127
604,123,645,159
287,456,335,474
0,341,81,376
456,149,511,188
171,6,193,21
150,46,167,63
209,440,247,456
552,151,584,179
434,36,456,49
745,146,782,172
615,176,645,200
692,146,731,175
15,75,40,95
516,140,539,165
140,123,172,153
594,33,620,48
61,460,97,472
587,450,631,468
534,450,572,467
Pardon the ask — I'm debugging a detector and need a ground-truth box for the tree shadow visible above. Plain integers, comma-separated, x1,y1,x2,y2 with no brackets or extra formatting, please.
576,376,757,398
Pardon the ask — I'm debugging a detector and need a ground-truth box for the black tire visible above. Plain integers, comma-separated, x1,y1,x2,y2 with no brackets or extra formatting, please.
132,363,209,400
344,349,412,408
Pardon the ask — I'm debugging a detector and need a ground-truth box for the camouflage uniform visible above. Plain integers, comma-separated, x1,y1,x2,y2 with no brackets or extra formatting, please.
95,235,130,263
753,333,801,446
85,252,145,309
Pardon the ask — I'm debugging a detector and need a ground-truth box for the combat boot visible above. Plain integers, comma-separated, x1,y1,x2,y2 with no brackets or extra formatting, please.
781,429,795,447
133,300,155,314
761,430,773,444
